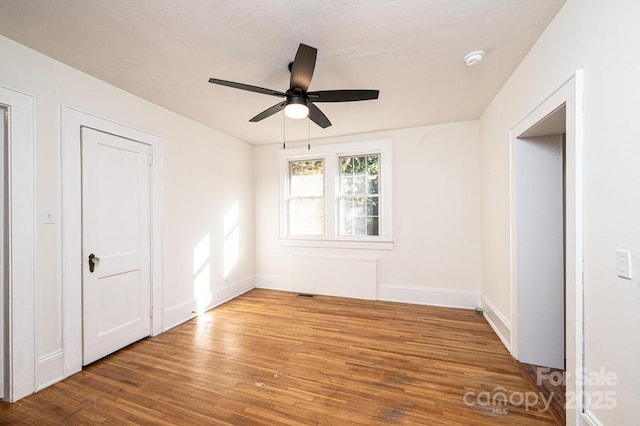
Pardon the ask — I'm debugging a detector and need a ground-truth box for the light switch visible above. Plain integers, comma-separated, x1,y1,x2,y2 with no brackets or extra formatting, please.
41,208,56,224
616,250,632,279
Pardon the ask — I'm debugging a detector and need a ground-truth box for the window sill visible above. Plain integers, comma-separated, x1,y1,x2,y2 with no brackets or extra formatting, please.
278,238,394,251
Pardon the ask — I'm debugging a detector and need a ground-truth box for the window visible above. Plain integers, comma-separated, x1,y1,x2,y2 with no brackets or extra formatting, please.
339,154,379,236
288,159,324,235
280,139,392,249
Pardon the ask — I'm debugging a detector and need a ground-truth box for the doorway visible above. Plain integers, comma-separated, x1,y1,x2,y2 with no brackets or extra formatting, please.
515,106,566,369
509,72,584,426
513,107,567,423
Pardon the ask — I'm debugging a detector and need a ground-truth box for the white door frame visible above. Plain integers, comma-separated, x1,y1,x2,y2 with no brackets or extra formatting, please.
509,71,584,425
61,106,164,378
0,85,36,402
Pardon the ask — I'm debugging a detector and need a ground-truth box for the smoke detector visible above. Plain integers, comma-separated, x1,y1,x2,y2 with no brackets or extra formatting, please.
464,50,485,66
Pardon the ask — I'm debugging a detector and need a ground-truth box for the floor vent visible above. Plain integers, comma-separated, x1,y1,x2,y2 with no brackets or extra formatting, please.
297,293,315,298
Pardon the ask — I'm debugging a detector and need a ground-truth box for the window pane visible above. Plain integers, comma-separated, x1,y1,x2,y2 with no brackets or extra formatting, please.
367,217,379,236
366,197,379,216
367,155,379,175
291,159,324,176
341,157,353,174
290,159,324,197
341,215,353,235
354,197,365,216
353,175,366,194
353,216,366,235
353,156,366,173
367,176,378,194
341,176,354,195
340,198,353,217
289,198,324,235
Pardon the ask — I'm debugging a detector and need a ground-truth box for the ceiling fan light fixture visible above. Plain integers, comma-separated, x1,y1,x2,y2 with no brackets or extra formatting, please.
464,50,485,66
284,98,309,119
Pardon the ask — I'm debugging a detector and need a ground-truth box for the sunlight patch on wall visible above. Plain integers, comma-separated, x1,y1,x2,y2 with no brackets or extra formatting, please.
193,233,211,313
224,202,239,280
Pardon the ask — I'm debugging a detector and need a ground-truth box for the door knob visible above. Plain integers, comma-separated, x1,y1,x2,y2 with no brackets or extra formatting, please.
89,253,100,273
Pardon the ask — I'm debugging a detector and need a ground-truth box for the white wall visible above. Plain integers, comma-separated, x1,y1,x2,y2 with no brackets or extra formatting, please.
0,35,254,393
254,121,482,308
515,135,564,369
479,0,640,423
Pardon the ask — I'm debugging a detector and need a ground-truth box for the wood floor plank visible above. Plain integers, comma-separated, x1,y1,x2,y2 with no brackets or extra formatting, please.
0,289,558,425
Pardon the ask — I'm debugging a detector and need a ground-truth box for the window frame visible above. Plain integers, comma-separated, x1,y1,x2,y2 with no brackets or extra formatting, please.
279,139,393,250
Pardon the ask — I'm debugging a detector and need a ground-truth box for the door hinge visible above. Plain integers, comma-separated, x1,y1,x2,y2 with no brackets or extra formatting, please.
150,305,154,319
148,153,153,166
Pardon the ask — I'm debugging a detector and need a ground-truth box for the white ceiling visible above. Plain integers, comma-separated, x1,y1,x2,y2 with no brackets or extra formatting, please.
0,0,565,145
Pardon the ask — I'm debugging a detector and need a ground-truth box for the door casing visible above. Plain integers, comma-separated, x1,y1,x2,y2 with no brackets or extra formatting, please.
0,105,6,401
0,86,35,402
509,71,584,426
62,106,164,379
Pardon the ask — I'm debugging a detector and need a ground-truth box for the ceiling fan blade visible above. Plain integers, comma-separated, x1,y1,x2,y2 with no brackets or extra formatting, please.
249,101,287,122
208,78,285,98
307,89,380,102
307,102,331,128
290,44,317,92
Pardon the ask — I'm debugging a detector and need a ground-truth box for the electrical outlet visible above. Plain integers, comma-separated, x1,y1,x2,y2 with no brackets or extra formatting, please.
616,250,632,279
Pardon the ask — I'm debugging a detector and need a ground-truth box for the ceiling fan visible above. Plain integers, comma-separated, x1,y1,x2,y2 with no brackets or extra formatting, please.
208,43,379,129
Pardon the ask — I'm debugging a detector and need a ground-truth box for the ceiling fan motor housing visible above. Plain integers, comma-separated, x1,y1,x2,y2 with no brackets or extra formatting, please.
287,92,307,106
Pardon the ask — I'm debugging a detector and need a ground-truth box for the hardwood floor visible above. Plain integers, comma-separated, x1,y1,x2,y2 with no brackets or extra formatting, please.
0,289,557,425
518,363,566,425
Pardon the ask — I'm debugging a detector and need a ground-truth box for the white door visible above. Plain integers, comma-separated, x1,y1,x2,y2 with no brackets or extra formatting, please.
82,127,152,365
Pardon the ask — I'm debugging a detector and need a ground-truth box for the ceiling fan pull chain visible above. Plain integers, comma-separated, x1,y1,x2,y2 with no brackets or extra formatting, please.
307,119,311,150
282,110,286,150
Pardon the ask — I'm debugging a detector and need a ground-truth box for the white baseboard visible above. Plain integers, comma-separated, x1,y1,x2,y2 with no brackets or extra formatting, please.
377,284,480,309
255,274,291,292
256,278,480,310
480,296,512,351
36,349,64,391
203,276,255,312
163,298,196,332
163,277,255,331
35,279,254,394
581,410,603,426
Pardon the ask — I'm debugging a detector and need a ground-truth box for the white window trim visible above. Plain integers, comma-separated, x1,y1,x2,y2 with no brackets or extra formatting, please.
279,139,393,250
